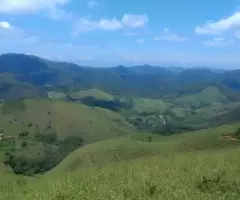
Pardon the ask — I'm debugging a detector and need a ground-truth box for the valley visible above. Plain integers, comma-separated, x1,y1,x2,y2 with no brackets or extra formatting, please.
0,54,240,199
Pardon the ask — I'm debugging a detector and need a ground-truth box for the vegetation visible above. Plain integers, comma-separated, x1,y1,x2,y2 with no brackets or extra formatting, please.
0,124,240,199
1,53,240,199
3,133,84,175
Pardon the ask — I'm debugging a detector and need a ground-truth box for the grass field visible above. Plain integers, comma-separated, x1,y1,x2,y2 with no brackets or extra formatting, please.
0,99,134,143
1,122,240,199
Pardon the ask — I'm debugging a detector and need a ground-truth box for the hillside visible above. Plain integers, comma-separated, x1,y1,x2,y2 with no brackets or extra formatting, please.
0,99,133,143
175,86,228,108
68,89,114,101
0,98,134,175
49,123,240,173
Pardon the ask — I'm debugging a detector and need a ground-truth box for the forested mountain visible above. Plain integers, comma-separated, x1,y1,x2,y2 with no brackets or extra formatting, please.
0,53,240,100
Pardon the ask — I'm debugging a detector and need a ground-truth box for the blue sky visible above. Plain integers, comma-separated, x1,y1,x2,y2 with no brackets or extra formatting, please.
0,0,240,68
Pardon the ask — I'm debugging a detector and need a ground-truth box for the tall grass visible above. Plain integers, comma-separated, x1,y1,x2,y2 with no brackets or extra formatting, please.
1,148,240,200
1,123,240,199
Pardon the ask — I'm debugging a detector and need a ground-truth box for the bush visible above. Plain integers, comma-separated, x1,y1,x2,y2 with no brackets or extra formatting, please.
18,131,29,137
35,132,57,144
21,141,28,147
3,133,84,175
27,122,33,127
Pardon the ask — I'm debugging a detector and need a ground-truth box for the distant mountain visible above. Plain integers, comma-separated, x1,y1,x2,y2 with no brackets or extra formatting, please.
168,66,185,73
0,53,240,100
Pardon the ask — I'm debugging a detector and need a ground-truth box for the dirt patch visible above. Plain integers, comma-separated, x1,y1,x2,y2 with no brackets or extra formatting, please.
220,135,239,141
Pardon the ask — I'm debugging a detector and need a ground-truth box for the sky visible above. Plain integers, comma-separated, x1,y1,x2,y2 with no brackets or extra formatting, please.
1,0,240,68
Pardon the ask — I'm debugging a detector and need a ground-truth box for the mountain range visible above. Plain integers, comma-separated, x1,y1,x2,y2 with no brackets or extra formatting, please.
0,53,240,100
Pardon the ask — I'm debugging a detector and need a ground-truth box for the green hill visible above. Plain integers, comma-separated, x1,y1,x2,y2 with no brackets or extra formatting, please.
0,99,134,175
68,89,114,101
0,99,133,143
175,86,228,108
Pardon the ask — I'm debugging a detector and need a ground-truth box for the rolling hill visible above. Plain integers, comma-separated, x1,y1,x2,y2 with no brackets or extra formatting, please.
0,99,134,143
174,86,229,107
0,98,135,175
49,123,240,173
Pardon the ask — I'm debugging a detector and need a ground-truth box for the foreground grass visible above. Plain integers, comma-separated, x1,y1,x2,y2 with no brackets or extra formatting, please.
1,123,240,199
1,148,240,200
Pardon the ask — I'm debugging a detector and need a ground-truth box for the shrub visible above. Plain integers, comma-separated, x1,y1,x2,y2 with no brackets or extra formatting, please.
18,131,29,137
35,132,57,144
21,141,28,147
27,123,33,127
235,128,240,139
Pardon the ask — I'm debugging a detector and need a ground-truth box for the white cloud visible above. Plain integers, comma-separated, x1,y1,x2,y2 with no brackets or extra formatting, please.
136,38,144,43
0,21,11,29
73,14,148,35
99,18,123,30
195,26,222,35
122,14,148,28
154,29,187,42
87,0,98,8
0,0,70,14
195,12,240,35
73,17,122,34
0,21,24,38
204,37,233,46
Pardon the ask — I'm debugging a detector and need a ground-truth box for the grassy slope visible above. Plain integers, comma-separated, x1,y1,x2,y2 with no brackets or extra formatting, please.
31,149,240,200
0,99,134,143
1,123,240,199
49,123,240,174
68,89,114,101
175,86,228,106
